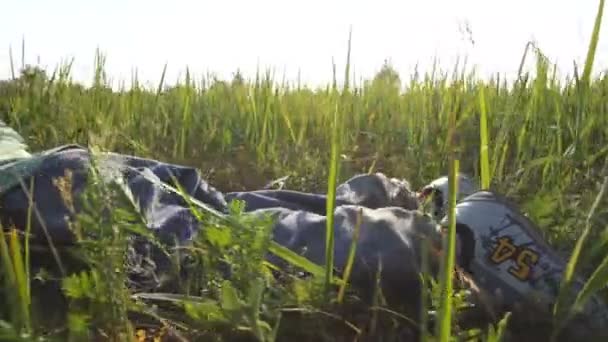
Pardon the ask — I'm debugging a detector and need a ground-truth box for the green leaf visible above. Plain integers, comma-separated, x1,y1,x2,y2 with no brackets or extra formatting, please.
267,243,343,286
206,225,233,248
487,312,511,342
220,280,243,313
184,301,229,323
67,313,91,335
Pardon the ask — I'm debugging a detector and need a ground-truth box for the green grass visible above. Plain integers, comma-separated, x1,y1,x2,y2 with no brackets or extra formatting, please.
1,4,608,339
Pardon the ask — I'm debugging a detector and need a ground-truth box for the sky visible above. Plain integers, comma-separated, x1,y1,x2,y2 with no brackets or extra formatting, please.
1,0,607,89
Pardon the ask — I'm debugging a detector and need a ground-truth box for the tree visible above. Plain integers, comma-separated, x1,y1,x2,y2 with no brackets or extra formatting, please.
372,59,401,90
231,69,245,87
20,64,48,84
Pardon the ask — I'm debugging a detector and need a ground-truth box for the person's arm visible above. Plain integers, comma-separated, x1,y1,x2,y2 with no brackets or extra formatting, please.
0,119,31,161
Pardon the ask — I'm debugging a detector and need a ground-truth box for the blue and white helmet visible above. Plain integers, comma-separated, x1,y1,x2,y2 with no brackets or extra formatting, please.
440,190,608,333
418,173,478,221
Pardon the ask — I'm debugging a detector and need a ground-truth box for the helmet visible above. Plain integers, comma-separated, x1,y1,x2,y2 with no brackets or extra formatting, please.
441,190,608,330
418,173,478,221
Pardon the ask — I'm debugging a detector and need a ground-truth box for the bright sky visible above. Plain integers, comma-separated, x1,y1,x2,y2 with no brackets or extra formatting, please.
1,0,606,89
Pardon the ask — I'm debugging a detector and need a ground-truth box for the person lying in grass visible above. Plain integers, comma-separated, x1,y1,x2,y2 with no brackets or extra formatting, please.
1,120,607,340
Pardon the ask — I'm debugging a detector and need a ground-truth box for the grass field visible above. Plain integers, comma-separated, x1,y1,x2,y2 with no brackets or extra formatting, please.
2,3,608,341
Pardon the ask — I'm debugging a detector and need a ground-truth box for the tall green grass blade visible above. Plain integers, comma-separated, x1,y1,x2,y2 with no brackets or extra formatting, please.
323,30,351,299
178,68,192,159
155,63,168,98
20,38,25,71
437,110,459,342
337,207,362,303
419,238,431,342
9,45,15,80
24,179,33,304
324,101,340,298
479,85,491,189
0,225,18,326
581,0,605,87
343,27,352,94
9,230,30,333
0,227,31,335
